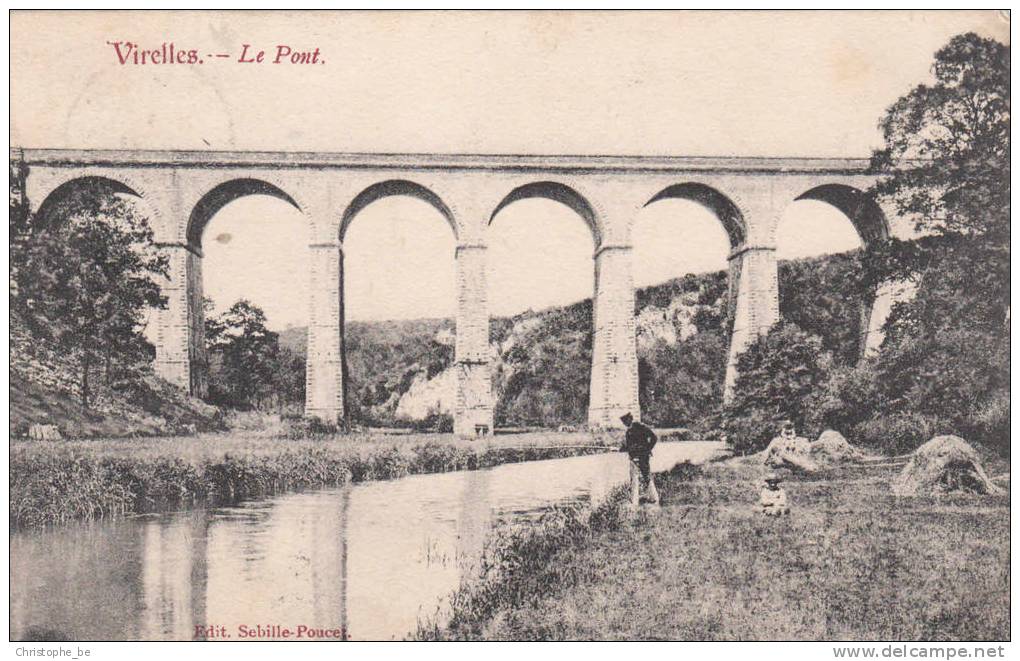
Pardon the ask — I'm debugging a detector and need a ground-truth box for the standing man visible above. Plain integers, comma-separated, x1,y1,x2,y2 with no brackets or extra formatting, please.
620,412,659,506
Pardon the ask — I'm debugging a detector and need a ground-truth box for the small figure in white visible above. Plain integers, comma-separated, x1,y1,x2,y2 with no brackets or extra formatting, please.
759,472,788,516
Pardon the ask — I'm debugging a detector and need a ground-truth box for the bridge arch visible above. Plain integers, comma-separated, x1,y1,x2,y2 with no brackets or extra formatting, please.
488,181,624,428
324,179,461,429
33,175,152,229
178,178,307,398
777,183,890,364
339,179,457,243
187,178,301,250
633,183,746,418
490,181,599,247
794,184,888,246
644,182,747,248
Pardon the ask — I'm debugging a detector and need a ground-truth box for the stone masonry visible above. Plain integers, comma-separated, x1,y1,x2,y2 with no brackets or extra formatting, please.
15,149,900,435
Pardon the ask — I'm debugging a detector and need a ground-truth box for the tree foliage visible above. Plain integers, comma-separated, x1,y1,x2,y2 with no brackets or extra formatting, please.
871,32,1009,240
496,303,592,427
204,299,304,411
817,32,1011,455
11,177,168,407
721,322,832,454
342,319,454,427
639,331,727,428
867,33,1009,340
779,253,869,365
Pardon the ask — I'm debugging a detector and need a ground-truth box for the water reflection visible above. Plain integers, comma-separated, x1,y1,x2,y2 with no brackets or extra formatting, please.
140,512,207,639
10,442,720,641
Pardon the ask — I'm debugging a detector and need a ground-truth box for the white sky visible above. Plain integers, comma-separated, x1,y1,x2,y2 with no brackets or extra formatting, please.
11,11,1006,328
200,196,862,326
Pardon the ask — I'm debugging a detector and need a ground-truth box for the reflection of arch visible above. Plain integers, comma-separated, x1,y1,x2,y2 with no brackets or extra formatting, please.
339,180,456,242
490,181,599,246
187,179,301,249
644,183,746,247
795,184,889,245
35,176,144,228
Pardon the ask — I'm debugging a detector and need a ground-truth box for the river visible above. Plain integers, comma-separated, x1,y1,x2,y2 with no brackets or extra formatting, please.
10,441,724,641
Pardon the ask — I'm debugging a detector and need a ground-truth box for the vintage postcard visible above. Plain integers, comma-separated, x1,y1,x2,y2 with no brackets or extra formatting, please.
7,9,1011,649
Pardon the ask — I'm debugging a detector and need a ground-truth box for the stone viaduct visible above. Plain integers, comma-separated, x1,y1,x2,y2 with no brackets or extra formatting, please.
14,148,897,436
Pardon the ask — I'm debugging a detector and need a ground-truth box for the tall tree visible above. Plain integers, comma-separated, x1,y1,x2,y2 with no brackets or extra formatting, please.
12,181,168,407
859,33,1010,452
869,32,1009,340
205,299,282,410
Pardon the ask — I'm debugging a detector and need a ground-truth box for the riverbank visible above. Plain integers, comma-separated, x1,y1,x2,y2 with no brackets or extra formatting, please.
10,430,620,528
420,455,1010,641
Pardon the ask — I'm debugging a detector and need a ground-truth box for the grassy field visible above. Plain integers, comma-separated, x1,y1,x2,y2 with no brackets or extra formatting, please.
421,455,1010,641
10,429,619,528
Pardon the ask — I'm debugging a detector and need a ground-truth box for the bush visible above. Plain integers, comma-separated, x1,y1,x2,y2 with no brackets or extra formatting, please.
722,322,832,454
852,411,939,455
812,361,883,434
410,412,454,433
813,325,1010,457
877,329,1007,429
639,331,727,427
962,391,1010,456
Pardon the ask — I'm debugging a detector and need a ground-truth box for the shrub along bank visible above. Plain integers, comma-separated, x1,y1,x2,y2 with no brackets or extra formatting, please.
10,431,618,528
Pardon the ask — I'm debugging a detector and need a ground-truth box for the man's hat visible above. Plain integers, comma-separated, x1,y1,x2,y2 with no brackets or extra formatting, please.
764,472,783,484
620,412,634,425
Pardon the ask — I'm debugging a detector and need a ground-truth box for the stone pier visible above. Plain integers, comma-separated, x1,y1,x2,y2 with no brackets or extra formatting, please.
589,244,640,428
304,242,346,423
724,244,780,401
454,243,495,436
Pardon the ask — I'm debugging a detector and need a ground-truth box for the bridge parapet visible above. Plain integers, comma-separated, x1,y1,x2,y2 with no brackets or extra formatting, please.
12,147,874,175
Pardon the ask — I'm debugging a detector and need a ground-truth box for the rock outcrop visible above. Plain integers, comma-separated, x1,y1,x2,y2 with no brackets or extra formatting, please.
634,293,715,352
394,367,457,421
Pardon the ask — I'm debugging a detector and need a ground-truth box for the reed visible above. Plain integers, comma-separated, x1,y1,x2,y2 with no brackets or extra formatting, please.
415,462,701,640
10,431,620,528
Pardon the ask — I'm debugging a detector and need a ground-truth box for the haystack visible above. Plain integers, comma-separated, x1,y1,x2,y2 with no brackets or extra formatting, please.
893,435,1003,496
810,429,863,466
761,434,818,473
